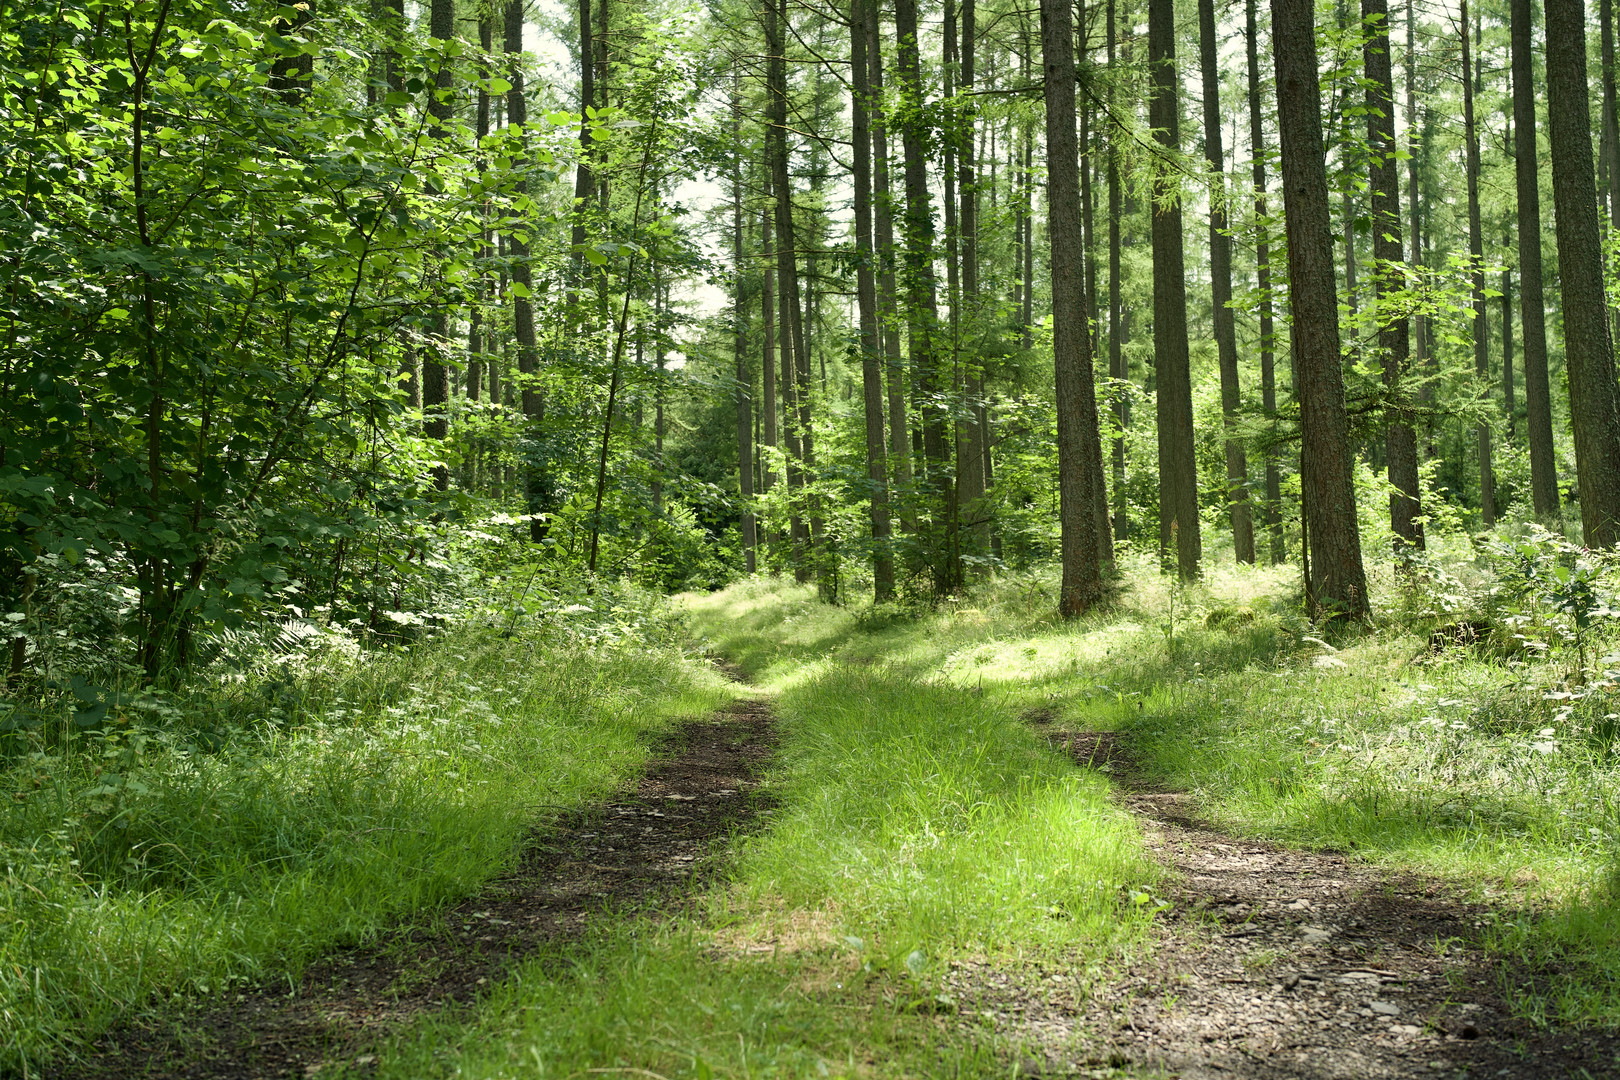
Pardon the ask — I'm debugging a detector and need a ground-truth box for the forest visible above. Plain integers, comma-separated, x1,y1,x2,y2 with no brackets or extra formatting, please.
6,0,1620,1073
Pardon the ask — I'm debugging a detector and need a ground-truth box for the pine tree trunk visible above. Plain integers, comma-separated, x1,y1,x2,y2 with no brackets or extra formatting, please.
1272,0,1371,619
1462,3,1494,527
851,0,895,599
869,18,911,518
1510,0,1559,517
1247,0,1284,564
421,0,454,491
1545,0,1620,546
1149,0,1201,579
957,0,991,564
1362,0,1423,558
765,0,813,579
568,0,594,320
761,207,777,506
1041,0,1107,615
1200,0,1253,565
895,0,957,591
1107,0,1130,546
733,83,757,574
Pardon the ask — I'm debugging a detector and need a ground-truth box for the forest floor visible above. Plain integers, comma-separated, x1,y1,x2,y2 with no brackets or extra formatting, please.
36,565,1620,1079
49,696,779,1080
963,724,1620,1078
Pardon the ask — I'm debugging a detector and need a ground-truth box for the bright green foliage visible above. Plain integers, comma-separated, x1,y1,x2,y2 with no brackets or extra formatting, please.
0,610,727,1069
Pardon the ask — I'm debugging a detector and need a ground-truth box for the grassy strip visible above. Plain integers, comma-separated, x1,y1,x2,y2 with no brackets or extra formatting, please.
349,585,1155,1079
699,565,1620,1024
0,625,728,1071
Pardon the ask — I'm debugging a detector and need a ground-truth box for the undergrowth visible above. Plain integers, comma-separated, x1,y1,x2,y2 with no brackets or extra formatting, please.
0,589,728,1072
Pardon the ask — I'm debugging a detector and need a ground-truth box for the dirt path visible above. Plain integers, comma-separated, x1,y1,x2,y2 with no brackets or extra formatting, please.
51,695,776,1080
948,729,1620,1080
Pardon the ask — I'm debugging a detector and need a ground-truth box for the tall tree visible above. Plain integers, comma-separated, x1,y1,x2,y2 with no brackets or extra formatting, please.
505,0,546,541
569,0,595,317
957,0,990,562
1200,0,1255,564
868,16,912,517
761,206,778,508
1247,0,1284,564
765,0,814,578
422,0,454,491
1272,0,1371,618
851,0,895,599
1462,2,1494,526
1107,0,1130,544
895,0,958,590
732,86,757,574
1149,0,1201,578
1510,0,1559,517
1544,0,1620,546
1363,0,1423,557
1041,0,1107,614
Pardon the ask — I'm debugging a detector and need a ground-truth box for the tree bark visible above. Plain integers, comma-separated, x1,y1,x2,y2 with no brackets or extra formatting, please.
1272,0,1371,619
422,0,454,491
761,206,777,504
869,16,912,520
1461,2,1494,527
1247,0,1284,564
1107,0,1130,545
733,83,757,574
895,0,958,591
1363,0,1423,558
957,0,990,564
1545,0,1620,546
851,0,895,599
765,0,813,579
1042,0,1107,616
504,0,546,540
1200,0,1254,565
1510,0,1559,517
1149,0,1201,578
568,0,595,321
1605,0,1620,228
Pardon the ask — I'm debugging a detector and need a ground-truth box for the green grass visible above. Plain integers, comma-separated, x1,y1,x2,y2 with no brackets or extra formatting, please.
351,585,1158,1080
0,623,729,1072
690,562,1620,1025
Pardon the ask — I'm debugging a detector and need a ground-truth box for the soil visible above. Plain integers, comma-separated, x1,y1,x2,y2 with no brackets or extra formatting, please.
945,726,1620,1079
49,694,777,1080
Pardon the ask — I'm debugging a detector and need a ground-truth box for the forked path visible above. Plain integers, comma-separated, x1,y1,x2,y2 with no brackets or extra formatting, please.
53,694,777,1080
952,729,1620,1080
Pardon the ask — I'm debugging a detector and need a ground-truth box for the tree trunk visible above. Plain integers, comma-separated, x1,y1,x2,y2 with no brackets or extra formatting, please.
895,0,958,592
869,17,912,519
852,0,895,599
1247,0,1284,564
504,0,545,541
1461,3,1494,527
765,0,813,579
957,0,990,565
1545,0,1620,546
1080,88,1115,567
1363,0,1423,558
1406,1,1429,453
1510,0,1559,518
1107,0,1130,545
568,0,595,321
467,16,492,405
1200,0,1254,565
733,84,757,574
1149,0,1201,579
422,0,454,491
1041,0,1107,615
761,207,778,504
1272,0,1371,619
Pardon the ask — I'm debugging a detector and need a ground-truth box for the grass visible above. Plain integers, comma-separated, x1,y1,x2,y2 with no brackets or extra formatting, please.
348,584,1159,1080
0,620,729,1073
